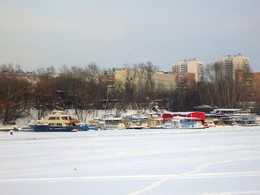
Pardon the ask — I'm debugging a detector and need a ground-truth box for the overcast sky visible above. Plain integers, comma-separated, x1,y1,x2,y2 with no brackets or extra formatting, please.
1,0,260,72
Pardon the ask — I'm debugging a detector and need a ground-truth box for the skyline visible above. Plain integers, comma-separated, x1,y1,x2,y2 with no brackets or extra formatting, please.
1,0,260,72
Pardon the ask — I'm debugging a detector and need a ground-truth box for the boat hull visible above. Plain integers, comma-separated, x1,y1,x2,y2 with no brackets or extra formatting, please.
162,126,205,130
162,120,206,129
29,125,79,132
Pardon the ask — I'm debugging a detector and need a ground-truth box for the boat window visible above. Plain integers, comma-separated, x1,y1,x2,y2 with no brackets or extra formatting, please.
49,117,60,120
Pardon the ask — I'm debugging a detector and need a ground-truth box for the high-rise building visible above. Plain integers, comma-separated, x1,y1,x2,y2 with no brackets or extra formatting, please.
214,54,249,81
172,58,204,82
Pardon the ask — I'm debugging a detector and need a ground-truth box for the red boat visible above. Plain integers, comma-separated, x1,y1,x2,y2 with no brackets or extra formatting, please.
162,111,208,127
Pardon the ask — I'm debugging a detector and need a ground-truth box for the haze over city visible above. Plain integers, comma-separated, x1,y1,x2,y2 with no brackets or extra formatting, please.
1,0,259,72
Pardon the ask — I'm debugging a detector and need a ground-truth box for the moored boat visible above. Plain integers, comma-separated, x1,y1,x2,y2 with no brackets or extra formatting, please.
121,112,147,129
29,111,80,132
101,114,124,130
209,108,259,126
88,114,124,130
162,116,206,129
148,118,163,129
162,111,207,127
13,125,34,132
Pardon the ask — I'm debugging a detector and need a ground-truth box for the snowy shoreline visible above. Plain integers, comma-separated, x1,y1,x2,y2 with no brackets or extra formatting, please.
0,125,259,138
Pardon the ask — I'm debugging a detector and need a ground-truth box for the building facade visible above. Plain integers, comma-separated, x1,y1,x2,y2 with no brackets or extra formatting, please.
113,69,177,91
251,72,260,103
172,72,195,88
214,54,249,81
235,71,260,110
172,58,204,82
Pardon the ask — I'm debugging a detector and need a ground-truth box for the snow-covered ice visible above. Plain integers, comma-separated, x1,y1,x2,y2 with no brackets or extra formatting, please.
0,126,260,194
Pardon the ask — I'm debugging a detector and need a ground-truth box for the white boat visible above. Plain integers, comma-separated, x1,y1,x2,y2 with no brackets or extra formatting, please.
88,114,124,130
162,116,206,129
101,114,124,130
13,125,34,132
210,108,258,126
121,112,147,129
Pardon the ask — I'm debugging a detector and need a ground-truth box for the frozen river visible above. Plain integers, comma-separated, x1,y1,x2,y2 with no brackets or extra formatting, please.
1,126,260,194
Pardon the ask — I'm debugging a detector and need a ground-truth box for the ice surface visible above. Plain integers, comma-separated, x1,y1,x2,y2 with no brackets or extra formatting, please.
1,126,260,194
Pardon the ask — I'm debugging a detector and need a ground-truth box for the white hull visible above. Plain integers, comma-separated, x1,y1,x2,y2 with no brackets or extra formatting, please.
162,117,206,129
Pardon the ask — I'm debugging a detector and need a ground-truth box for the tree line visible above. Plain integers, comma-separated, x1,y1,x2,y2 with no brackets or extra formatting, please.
0,62,259,125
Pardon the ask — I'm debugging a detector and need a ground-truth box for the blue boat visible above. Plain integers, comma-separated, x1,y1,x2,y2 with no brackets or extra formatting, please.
78,123,99,131
29,111,80,132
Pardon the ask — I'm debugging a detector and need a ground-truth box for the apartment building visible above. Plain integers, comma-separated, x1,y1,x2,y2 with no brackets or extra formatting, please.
214,54,249,81
252,72,260,103
171,72,195,88
172,58,204,82
152,71,177,91
101,68,177,92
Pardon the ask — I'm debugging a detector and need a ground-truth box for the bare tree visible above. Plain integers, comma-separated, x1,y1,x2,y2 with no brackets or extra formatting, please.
57,64,103,120
0,64,32,125
33,66,57,119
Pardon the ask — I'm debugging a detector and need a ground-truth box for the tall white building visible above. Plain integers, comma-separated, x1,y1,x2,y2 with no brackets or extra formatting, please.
172,58,204,82
214,54,249,80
